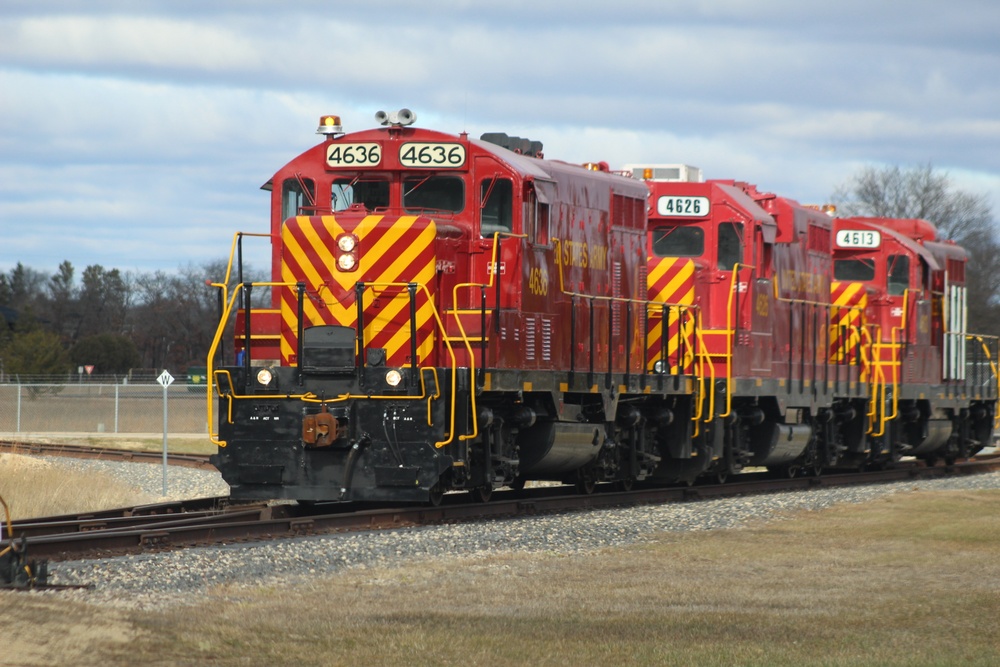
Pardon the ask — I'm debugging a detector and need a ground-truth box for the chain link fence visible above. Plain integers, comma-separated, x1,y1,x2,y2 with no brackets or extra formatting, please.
0,380,211,435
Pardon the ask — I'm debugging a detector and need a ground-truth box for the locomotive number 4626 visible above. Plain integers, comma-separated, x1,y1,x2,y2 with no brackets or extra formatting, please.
657,195,710,217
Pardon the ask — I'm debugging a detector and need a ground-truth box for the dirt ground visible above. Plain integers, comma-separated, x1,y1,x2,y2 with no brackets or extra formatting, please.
3,595,140,667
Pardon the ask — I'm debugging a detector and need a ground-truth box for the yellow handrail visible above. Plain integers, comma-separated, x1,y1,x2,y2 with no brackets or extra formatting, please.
447,231,525,443
205,278,459,448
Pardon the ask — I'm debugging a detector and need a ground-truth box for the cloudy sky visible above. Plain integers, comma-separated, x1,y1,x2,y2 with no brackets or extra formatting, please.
3,1,999,277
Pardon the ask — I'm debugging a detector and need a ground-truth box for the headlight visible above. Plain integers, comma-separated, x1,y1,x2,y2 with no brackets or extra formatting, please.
653,360,665,374
337,253,356,270
385,369,402,387
337,234,357,252
256,368,274,385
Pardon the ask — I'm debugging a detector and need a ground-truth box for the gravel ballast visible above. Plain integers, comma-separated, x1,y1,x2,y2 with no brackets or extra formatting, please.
32,457,1000,610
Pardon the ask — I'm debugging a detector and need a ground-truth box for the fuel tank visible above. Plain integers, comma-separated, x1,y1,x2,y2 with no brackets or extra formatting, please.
750,422,813,466
517,421,605,477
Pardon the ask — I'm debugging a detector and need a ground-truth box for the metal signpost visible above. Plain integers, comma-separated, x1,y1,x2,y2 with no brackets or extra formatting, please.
156,370,175,496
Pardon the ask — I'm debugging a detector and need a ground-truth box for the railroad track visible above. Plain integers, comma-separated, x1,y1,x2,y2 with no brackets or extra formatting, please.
6,455,1000,568
0,439,215,469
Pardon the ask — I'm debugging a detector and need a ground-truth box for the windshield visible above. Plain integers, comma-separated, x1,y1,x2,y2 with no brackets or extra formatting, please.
331,177,390,212
651,225,704,257
403,175,464,213
834,258,876,281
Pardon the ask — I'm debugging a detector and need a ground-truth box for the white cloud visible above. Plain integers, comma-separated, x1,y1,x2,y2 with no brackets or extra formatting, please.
1,1,998,276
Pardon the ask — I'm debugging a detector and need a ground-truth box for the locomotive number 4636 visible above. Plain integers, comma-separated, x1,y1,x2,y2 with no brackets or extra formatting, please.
326,143,382,167
399,143,466,168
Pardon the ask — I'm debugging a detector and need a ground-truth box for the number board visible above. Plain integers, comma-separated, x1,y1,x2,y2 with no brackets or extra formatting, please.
656,195,709,217
399,142,466,168
326,143,382,168
835,229,881,249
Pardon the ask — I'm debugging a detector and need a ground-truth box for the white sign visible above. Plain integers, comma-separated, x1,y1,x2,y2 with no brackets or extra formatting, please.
835,229,881,249
157,370,175,387
399,142,467,168
656,195,710,217
326,142,382,168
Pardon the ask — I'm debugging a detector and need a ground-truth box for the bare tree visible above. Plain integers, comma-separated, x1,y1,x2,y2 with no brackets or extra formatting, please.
832,164,1000,334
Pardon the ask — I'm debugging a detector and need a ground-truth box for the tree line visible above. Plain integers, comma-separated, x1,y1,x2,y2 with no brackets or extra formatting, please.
0,259,267,379
1,165,997,379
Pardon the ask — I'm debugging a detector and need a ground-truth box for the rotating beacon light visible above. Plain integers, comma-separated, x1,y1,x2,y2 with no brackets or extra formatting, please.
316,114,345,137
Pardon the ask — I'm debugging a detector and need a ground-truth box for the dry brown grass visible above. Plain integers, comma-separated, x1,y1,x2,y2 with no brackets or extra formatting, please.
5,488,1000,666
0,453,156,521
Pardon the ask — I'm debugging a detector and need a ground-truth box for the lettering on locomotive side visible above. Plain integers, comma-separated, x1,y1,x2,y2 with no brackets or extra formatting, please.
560,241,609,270
755,292,769,317
528,266,550,296
780,269,825,296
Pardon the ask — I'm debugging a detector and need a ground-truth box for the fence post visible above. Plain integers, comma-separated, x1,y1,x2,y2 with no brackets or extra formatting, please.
16,379,21,433
115,384,120,433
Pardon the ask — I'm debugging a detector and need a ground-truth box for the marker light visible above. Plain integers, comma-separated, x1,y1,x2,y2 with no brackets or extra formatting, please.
316,115,344,136
653,360,665,374
256,368,274,385
337,234,357,252
385,369,402,387
337,254,357,271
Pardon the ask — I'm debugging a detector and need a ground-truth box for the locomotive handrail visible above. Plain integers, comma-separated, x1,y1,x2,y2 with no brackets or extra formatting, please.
550,237,710,430
215,231,275,310
720,263,756,419
965,334,1000,429
206,279,456,448
446,230,525,444
322,279,463,449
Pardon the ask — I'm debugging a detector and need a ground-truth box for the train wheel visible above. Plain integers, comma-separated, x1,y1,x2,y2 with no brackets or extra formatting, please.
576,478,596,495
470,485,493,503
769,464,800,478
616,478,635,492
508,479,526,492
428,484,445,507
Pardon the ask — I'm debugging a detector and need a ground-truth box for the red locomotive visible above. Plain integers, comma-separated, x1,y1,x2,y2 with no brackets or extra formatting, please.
630,166,871,479
208,110,696,503
832,216,996,464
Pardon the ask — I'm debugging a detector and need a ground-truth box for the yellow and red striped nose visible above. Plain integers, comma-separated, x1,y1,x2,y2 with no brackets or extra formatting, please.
646,257,696,373
279,214,437,366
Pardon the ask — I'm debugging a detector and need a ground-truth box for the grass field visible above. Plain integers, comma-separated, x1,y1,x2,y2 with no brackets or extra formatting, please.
3,485,999,666
0,453,158,521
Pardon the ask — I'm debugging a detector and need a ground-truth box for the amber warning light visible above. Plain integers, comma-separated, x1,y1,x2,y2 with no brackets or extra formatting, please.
317,115,344,136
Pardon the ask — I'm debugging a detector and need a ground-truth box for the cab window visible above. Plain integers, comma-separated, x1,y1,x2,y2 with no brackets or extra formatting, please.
717,222,743,270
887,255,910,295
331,177,390,212
480,177,513,237
834,258,876,281
282,178,315,219
651,225,703,257
403,175,464,213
